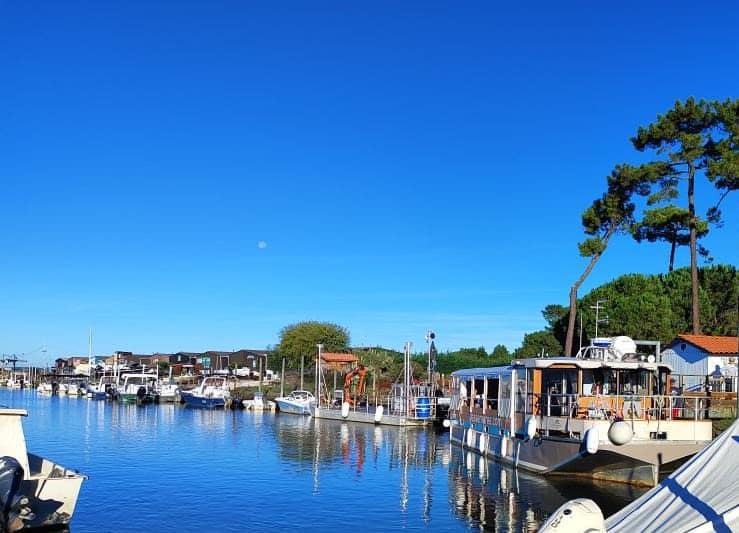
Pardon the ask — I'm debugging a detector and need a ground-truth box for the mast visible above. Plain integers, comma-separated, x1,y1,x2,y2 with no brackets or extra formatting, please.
404,341,413,416
88,328,93,378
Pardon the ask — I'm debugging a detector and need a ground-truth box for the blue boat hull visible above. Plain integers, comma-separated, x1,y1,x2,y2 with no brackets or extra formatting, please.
183,394,226,409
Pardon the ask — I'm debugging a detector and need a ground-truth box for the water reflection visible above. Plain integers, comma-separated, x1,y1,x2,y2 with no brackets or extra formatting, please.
272,414,453,521
448,448,649,532
1,389,643,533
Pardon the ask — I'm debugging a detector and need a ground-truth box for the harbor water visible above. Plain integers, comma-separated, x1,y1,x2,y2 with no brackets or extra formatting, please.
0,388,646,532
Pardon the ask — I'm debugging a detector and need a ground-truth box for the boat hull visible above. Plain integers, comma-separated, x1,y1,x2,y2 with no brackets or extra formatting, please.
182,394,225,409
275,399,313,415
16,454,85,530
449,421,707,486
313,406,432,427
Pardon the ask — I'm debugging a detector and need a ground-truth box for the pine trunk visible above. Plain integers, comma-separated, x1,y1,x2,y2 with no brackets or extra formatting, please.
564,227,616,356
688,164,701,334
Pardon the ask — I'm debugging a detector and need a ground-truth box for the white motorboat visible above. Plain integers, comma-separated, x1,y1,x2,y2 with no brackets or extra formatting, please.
182,376,231,409
155,379,180,402
0,407,86,531
275,390,316,415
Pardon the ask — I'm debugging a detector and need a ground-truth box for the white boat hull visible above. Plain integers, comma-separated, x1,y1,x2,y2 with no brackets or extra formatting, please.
1,409,86,531
275,399,313,415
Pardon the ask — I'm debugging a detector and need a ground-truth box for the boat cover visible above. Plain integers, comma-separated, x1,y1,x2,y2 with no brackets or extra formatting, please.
605,417,739,532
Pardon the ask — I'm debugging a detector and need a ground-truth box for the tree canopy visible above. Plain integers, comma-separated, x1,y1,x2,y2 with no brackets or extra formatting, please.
276,321,350,368
631,205,710,272
550,265,736,348
564,164,655,355
631,97,738,333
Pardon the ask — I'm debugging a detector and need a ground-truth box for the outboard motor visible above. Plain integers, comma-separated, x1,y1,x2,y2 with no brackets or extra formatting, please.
0,456,24,533
136,386,147,402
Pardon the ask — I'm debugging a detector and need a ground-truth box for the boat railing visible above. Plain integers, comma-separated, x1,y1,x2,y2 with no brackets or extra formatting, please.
532,392,711,422
320,391,439,419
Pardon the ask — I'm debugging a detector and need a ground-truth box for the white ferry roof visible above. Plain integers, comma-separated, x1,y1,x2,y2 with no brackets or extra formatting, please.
451,357,672,377
513,357,670,371
451,366,513,379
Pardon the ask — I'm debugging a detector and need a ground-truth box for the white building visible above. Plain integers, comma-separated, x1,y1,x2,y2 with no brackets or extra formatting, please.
660,334,738,391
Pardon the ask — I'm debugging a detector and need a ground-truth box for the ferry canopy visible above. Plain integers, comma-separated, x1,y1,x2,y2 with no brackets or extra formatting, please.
605,417,739,532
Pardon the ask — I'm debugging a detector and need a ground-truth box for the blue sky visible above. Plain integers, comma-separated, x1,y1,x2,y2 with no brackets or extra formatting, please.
1,1,737,363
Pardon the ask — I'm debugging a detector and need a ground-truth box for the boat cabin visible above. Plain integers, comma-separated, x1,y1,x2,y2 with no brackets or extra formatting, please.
451,355,686,438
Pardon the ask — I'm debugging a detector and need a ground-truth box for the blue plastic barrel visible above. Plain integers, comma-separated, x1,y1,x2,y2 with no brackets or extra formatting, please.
416,397,431,418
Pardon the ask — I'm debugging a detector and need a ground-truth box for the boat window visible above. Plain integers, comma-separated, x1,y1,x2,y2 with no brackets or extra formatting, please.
541,369,578,396
485,377,499,410
499,374,512,417
473,379,485,408
618,370,650,395
583,370,612,395
582,370,595,395
460,378,472,406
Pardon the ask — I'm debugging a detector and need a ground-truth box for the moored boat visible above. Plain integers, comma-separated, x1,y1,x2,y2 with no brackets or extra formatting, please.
312,342,439,427
0,407,86,531
447,336,713,486
275,390,316,415
118,373,159,403
182,376,231,409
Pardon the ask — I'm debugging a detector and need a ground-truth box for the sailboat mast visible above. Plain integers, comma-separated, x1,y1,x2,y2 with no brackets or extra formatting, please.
88,328,93,377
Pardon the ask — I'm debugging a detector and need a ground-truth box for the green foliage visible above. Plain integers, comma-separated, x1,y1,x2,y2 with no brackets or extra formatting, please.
352,346,404,385
491,344,510,360
630,97,738,333
513,330,563,358
631,205,710,271
549,265,737,346
276,321,350,369
542,305,568,329
434,346,512,375
706,98,739,192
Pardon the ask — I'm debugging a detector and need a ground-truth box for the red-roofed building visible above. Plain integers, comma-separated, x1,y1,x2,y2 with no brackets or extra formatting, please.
661,335,738,391
320,352,358,371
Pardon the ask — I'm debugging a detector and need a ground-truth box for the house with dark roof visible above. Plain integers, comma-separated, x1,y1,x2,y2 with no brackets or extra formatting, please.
661,335,738,390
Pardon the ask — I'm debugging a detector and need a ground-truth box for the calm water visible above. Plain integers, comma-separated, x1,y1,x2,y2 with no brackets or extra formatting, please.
0,388,646,532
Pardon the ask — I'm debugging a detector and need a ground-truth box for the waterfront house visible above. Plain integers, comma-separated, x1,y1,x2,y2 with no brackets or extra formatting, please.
660,335,738,391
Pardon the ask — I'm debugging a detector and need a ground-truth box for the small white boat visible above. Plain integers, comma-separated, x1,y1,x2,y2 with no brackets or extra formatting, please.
86,376,117,400
275,390,316,415
155,379,180,403
0,407,86,531
36,382,53,394
182,376,231,409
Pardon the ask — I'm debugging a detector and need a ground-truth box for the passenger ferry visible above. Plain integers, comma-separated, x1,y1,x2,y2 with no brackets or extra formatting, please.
448,336,713,486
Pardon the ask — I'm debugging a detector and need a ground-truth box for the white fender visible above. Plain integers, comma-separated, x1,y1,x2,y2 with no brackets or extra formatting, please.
479,433,487,454
585,426,599,454
525,417,537,441
501,436,507,457
341,401,351,418
466,427,475,448
374,405,384,422
539,498,605,533
608,420,633,445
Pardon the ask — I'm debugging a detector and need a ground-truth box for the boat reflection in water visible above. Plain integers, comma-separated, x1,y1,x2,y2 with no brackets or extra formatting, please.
448,448,648,532
272,413,452,525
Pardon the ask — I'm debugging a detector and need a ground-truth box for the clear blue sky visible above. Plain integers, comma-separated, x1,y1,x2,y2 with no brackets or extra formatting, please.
1,1,737,363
